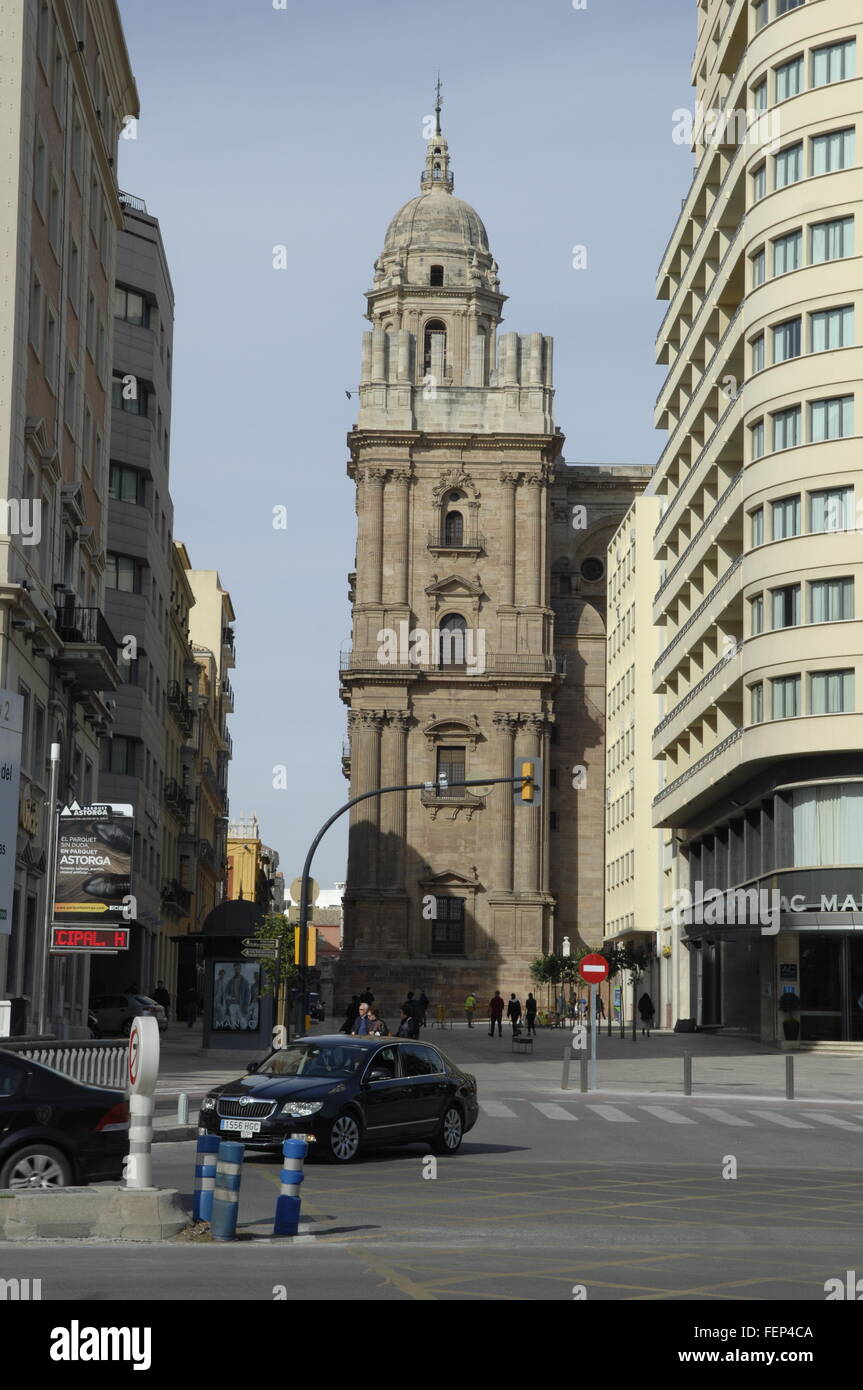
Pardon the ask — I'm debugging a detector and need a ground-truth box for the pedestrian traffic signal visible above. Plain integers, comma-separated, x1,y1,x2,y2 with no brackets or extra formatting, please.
514,758,542,807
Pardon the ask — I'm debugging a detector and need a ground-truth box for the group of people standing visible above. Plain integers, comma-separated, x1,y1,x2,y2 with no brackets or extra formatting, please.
339,986,429,1040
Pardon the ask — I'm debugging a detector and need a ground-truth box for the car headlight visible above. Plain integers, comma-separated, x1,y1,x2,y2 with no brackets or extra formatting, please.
281,1101,324,1117
201,1097,216,1111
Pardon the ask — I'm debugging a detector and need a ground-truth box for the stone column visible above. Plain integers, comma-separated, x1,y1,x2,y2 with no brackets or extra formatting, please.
380,710,410,888
499,473,519,606
347,709,384,889
491,713,518,893
356,468,386,607
388,471,411,606
521,475,546,607
514,714,544,895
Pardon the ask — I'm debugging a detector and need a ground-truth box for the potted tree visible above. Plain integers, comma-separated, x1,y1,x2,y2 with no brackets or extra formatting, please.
778,990,801,1042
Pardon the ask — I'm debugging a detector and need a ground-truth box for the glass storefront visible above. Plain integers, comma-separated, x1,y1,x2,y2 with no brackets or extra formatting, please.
799,934,863,1040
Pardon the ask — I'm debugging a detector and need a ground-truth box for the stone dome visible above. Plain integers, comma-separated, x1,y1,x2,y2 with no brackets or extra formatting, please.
382,189,490,259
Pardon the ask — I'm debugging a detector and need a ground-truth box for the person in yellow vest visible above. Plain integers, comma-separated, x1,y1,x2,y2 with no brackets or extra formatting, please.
464,991,477,1028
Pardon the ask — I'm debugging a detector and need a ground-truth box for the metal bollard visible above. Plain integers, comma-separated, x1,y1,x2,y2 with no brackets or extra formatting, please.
211,1140,245,1241
580,1051,589,1093
126,1093,154,1189
192,1133,220,1223
177,1092,189,1125
786,1054,794,1100
561,1043,571,1092
683,1052,692,1096
274,1138,308,1236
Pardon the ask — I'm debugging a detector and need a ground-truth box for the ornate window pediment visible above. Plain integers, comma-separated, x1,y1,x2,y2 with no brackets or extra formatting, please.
425,573,483,599
423,715,482,746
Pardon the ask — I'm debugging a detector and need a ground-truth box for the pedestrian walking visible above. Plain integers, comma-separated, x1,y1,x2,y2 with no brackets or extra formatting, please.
184,986,197,1029
464,991,477,1028
595,994,606,1022
367,1005,389,1037
402,990,422,1027
418,990,429,1027
340,995,360,1034
488,990,504,1037
638,992,656,1037
151,981,170,1019
351,1002,371,1035
507,993,522,1036
525,993,538,1035
359,985,375,1005
396,1006,419,1039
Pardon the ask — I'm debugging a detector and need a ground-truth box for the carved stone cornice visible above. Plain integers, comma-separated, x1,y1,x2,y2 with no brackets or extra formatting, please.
524,713,547,737
385,709,411,732
492,712,519,735
499,471,521,488
364,467,387,487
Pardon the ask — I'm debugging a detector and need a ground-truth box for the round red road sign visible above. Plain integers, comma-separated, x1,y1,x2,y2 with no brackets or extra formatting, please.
578,952,610,984
128,1022,140,1088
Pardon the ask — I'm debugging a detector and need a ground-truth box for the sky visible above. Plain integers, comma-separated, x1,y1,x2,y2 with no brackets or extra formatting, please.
116,0,696,886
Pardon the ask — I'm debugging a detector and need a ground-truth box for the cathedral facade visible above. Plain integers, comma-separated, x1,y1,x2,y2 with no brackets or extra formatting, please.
338,111,649,1004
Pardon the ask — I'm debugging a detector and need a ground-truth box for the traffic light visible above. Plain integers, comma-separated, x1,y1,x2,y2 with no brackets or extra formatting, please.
293,925,317,967
514,758,542,807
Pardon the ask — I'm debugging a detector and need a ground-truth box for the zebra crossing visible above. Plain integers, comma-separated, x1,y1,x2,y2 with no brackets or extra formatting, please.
478,1098,863,1132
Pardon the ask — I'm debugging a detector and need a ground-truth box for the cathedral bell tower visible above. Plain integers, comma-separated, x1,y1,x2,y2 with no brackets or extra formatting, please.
339,92,564,1002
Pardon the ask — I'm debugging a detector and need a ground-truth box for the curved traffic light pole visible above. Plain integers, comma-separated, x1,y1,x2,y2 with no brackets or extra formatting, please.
289,773,533,1035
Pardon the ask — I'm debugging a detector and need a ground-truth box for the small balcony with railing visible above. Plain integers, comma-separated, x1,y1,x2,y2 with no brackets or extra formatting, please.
220,676,234,711
427,516,486,554
166,680,195,738
221,626,236,670
53,603,121,692
160,879,191,917
163,778,193,823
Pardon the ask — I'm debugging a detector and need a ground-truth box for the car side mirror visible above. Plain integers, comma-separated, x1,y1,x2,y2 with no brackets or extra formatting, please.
246,1061,258,1074
367,1068,390,1083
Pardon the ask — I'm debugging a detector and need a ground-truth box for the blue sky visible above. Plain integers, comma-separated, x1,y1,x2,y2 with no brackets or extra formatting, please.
116,0,695,885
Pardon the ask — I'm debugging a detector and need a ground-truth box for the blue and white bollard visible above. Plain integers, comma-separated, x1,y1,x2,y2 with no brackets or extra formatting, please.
192,1133,220,1223
274,1138,308,1236
211,1140,245,1241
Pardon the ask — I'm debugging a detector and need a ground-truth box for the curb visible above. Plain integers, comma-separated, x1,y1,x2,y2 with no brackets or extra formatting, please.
153,1124,197,1143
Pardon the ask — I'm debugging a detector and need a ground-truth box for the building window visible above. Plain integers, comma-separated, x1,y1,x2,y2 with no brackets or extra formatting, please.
772,405,801,451
750,334,765,373
29,272,42,355
109,463,145,505
812,40,856,88
752,78,768,112
771,675,800,719
111,374,149,417
750,420,765,461
753,0,768,32
810,670,854,715
105,552,143,594
750,683,764,725
750,507,764,547
772,584,801,629
810,395,853,442
749,593,764,635
775,55,803,102
810,577,854,623
777,0,805,12
810,486,853,532
774,142,803,188
435,745,465,797
772,228,802,275
444,510,463,545
431,898,465,955
771,494,800,540
811,215,854,263
751,246,766,286
581,557,604,583
64,359,77,435
113,286,150,328
423,319,447,376
33,129,46,213
429,265,444,286
48,175,61,254
811,128,855,176
810,306,854,352
773,317,801,363
752,162,766,201
437,613,467,668
101,736,139,776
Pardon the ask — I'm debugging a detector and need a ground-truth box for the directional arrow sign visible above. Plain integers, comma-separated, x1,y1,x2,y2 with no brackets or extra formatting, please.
241,946,277,959
578,953,609,984
242,937,277,948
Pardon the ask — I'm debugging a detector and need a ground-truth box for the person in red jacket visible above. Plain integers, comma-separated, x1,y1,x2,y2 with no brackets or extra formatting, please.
488,989,505,1037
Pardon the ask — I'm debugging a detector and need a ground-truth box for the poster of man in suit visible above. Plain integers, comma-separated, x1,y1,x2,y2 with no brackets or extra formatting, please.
212,961,260,1030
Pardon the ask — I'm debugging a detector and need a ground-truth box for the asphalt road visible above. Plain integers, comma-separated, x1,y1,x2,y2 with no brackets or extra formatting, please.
3,1084,862,1301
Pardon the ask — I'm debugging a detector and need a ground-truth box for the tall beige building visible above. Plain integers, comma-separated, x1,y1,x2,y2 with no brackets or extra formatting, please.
0,0,137,1031
652,0,863,1041
338,105,647,1004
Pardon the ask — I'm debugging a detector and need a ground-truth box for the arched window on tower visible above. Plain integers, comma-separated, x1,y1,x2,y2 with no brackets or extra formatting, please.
438,613,467,668
430,265,444,287
433,162,442,181
423,320,447,378
444,510,464,546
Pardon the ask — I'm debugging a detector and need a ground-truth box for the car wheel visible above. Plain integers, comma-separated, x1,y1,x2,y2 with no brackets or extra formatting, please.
0,1144,74,1191
327,1111,362,1163
432,1104,464,1155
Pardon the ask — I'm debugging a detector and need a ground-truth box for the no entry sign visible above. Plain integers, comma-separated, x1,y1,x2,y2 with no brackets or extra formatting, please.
578,953,609,984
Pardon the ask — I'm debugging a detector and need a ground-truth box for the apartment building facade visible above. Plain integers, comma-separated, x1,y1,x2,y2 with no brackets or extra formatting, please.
98,193,179,997
0,0,137,1032
652,0,863,1041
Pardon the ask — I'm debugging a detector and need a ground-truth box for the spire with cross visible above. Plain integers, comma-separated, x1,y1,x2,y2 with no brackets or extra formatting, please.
421,74,453,193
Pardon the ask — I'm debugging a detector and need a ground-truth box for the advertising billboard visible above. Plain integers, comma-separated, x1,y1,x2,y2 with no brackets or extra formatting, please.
53,801,134,928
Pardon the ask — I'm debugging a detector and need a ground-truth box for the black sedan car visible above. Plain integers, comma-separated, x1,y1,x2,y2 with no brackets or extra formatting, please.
0,1050,129,1189
198,1035,479,1163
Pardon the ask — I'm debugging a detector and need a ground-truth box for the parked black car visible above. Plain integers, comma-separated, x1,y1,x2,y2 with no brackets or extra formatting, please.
0,1050,129,1189
198,1035,479,1163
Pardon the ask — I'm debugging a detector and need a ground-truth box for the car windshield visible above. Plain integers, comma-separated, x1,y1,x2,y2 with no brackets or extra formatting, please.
259,1043,367,1079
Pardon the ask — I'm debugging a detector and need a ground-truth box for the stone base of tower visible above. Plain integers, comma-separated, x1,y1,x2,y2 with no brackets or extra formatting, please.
334,954,546,1021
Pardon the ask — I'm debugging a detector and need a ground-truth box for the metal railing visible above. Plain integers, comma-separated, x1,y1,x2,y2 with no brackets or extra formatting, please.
163,778,192,819
55,604,117,651
655,470,743,599
653,553,743,673
426,530,486,549
119,189,147,214
161,879,192,913
420,785,484,805
2,1037,126,1089
653,640,742,739
340,651,556,674
653,725,743,805
656,234,745,407
654,392,742,541
221,628,235,652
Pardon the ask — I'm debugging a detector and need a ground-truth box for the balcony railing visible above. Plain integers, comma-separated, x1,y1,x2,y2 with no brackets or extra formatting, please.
654,391,741,542
198,838,216,867
653,726,743,806
163,779,192,821
427,529,486,550
655,470,742,600
653,640,742,739
161,879,191,914
420,785,484,806
222,627,235,653
55,604,116,651
119,189,147,214
653,554,743,674
340,651,556,675
166,680,195,736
